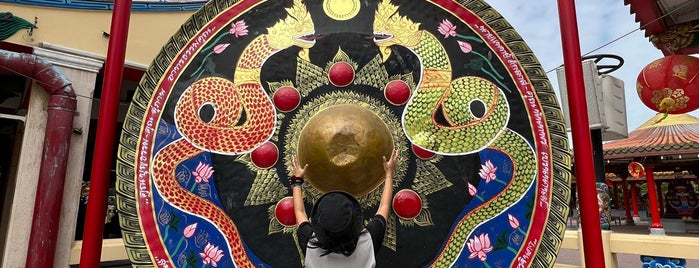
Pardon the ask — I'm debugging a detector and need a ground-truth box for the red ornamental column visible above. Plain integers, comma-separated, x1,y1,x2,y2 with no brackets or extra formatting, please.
656,180,665,217
644,166,665,234
631,182,640,222
620,174,634,225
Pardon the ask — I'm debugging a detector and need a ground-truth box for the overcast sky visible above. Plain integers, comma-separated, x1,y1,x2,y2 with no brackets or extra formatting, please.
485,0,699,136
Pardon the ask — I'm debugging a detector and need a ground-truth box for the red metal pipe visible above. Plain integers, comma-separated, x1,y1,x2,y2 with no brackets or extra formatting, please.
644,166,663,229
0,49,77,267
556,0,606,267
80,1,131,266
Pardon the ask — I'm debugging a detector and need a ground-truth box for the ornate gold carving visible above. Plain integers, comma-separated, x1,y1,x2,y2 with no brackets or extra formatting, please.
296,57,329,96
267,205,292,235
238,155,287,206
384,214,397,251
650,23,699,53
267,80,296,95
266,0,315,49
413,159,452,196
323,0,361,21
355,54,390,88
399,208,434,227
373,0,423,59
326,47,359,70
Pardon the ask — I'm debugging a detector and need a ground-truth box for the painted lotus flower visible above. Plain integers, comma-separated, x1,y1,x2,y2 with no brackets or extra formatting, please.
508,213,520,229
478,160,497,183
213,43,230,54
467,182,478,196
183,222,198,238
192,162,214,184
199,243,225,267
467,233,493,261
457,41,472,53
230,20,249,37
437,19,456,38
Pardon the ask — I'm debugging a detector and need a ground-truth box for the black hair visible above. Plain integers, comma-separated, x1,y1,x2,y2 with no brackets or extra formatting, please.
308,229,367,256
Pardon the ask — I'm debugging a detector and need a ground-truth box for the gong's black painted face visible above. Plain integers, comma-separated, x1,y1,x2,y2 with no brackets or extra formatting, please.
117,1,571,267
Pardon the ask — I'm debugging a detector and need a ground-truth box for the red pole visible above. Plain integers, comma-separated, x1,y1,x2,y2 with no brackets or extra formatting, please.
631,183,640,218
621,175,634,225
556,0,606,267
644,166,664,230
80,1,131,266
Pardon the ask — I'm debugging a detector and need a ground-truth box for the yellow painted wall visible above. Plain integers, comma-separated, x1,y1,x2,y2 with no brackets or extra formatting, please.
3,3,194,67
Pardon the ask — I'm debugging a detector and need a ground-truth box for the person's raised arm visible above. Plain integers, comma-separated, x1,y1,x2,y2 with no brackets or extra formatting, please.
376,149,399,220
291,155,309,226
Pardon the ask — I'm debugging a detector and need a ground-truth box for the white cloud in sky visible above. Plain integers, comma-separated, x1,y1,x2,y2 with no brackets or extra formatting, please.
486,0,699,134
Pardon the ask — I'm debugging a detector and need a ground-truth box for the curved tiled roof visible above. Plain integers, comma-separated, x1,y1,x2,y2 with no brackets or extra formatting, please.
603,113,699,159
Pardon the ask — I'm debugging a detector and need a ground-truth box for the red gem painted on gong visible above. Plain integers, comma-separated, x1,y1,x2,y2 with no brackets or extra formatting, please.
275,197,296,227
273,86,301,112
329,62,355,87
393,189,422,219
385,80,411,105
412,144,435,160
251,141,279,169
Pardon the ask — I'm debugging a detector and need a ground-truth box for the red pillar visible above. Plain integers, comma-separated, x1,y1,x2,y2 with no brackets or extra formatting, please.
631,182,640,219
620,175,634,225
556,0,605,266
644,166,664,231
611,181,620,209
656,180,665,217
80,1,131,267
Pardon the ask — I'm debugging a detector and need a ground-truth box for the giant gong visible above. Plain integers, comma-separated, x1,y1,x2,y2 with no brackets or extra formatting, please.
116,0,572,267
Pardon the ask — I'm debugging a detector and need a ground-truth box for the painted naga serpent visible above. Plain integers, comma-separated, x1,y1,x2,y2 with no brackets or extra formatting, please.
152,0,536,266
376,2,537,265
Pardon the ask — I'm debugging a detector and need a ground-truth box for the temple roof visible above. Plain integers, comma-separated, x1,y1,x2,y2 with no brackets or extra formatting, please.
624,0,699,55
603,113,699,159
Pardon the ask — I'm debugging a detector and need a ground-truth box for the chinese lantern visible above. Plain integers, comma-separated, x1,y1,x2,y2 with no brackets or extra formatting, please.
637,55,699,114
627,162,645,178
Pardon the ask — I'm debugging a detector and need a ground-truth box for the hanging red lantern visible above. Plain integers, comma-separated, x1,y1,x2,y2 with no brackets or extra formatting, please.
627,162,645,178
637,55,699,114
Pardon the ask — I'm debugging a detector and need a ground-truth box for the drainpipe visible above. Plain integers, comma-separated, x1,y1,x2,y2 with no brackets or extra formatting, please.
0,49,77,267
